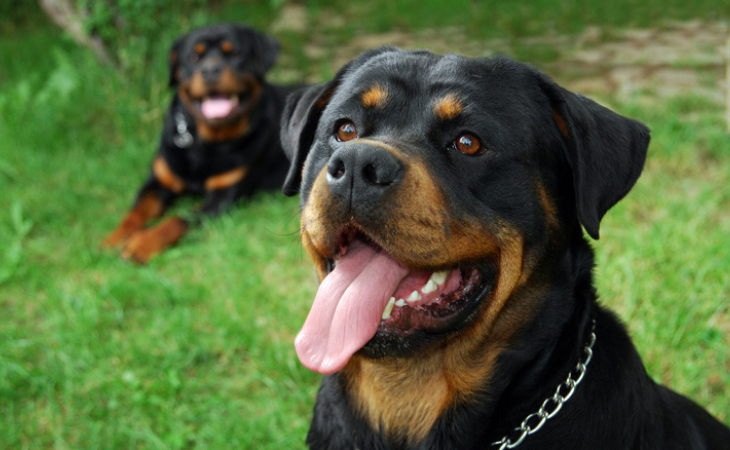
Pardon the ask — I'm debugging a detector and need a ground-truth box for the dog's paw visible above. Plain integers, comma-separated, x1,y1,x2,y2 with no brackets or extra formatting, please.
121,229,165,264
102,226,134,249
121,217,188,264
102,215,146,249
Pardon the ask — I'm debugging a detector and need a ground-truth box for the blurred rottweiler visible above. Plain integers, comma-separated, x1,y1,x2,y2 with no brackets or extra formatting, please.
280,47,730,449
103,23,299,263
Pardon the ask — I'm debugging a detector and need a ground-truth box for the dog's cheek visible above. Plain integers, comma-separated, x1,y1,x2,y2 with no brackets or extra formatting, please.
177,83,195,114
300,167,338,278
302,231,328,282
535,181,561,236
386,158,505,268
441,228,530,396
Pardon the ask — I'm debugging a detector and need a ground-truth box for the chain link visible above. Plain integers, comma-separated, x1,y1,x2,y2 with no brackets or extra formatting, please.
492,320,596,450
172,110,194,148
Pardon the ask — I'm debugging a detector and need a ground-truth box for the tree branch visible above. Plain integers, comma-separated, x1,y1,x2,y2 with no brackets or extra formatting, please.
726,34,729,134
37,0,114,66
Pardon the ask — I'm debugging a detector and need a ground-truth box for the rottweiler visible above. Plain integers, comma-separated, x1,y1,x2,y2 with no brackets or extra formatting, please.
103,23,299,263
280,47,730,449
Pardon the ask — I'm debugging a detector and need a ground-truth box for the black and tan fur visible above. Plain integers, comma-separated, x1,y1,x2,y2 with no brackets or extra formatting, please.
103,23,299,263
280,47,729,450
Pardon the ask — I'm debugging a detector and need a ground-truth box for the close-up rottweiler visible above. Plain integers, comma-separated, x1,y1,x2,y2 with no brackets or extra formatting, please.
103,23,299,263
281,47,730,449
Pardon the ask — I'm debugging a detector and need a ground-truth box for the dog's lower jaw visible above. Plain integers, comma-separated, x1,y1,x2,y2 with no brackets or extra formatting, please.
196,115,251,142
325,250,556,448
339,295,535,446
313,291,586,450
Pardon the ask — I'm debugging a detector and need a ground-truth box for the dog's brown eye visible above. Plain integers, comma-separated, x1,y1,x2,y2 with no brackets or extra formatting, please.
221,41,233,54
336,121,358,142
454,134,483,155
189,54,199,63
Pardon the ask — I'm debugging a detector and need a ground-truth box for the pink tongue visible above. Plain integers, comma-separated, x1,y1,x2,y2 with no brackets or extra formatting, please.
201,97,234,119
295,239,409,374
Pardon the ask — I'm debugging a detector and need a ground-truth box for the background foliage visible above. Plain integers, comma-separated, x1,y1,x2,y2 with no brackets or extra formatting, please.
1,1,728,449
77,0,208,77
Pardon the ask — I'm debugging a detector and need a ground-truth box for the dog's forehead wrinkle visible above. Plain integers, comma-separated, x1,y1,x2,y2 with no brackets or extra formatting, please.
181,25,256,53
350,51,439,90
339,58,546,143
432,53,471,76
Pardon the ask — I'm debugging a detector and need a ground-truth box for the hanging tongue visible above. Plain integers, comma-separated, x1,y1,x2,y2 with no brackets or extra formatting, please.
295,238,410,374
201,97,235,119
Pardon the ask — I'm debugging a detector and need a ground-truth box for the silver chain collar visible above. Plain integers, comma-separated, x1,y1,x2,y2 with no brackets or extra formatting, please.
172,110,194,149
491,319,597,450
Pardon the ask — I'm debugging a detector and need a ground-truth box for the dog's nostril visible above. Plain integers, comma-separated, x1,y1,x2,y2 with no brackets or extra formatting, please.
363,164,380,185
329,158,346,180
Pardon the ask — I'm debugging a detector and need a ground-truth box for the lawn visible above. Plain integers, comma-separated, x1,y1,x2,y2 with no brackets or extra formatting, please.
0,2,728,449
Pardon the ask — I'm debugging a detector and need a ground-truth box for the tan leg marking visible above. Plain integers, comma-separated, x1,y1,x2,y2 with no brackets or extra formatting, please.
122,216,189,264
204,166,248,191
102,194,164,248
153,157,185,193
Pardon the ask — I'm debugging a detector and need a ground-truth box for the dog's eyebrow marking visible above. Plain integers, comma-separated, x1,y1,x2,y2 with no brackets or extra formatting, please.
360,85,389,109
194,43,206,55
434,93,463,121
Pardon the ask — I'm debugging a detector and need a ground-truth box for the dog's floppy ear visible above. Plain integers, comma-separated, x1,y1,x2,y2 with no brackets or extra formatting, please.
281,46,399,196
280,83,337,196
235,25,280,77
168,36,185,87
538,74,650,239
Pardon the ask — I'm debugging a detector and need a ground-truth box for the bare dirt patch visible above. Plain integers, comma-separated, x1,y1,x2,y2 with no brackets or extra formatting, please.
276,12,728,104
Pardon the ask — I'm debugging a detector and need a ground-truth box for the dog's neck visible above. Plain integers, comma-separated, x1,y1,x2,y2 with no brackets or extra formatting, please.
341,337,504,446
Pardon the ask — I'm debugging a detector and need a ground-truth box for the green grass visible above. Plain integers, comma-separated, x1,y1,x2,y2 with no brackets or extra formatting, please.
301,0,729,36
298,0,730,46
1,5,729,449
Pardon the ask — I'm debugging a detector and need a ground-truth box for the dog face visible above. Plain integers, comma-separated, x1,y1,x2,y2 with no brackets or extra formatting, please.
169,23,279,137
282,48,649,377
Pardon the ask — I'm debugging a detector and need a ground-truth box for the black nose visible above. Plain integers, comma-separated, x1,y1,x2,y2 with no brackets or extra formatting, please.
326,143,403,205
200,61,223,83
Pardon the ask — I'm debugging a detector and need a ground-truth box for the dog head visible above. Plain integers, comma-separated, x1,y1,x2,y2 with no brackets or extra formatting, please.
281,47,649,379
169,23,279,141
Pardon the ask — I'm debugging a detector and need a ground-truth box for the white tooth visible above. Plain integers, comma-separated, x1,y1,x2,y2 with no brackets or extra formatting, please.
382,297,396,319
395,299,406,307
431,270,448,285
421,279,438,294
406,291,421,302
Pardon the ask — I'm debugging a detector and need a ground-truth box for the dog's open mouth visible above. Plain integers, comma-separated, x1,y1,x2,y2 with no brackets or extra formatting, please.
295,229,494,375
191,92,248,121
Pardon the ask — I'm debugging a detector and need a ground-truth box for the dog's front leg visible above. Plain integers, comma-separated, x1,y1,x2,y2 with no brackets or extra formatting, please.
102,176,179,250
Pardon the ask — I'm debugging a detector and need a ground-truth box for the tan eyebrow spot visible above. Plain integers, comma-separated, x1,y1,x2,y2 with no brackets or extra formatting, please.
433,94,463,121
221,41,233,53
194,43,206,55
360,85,389,109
